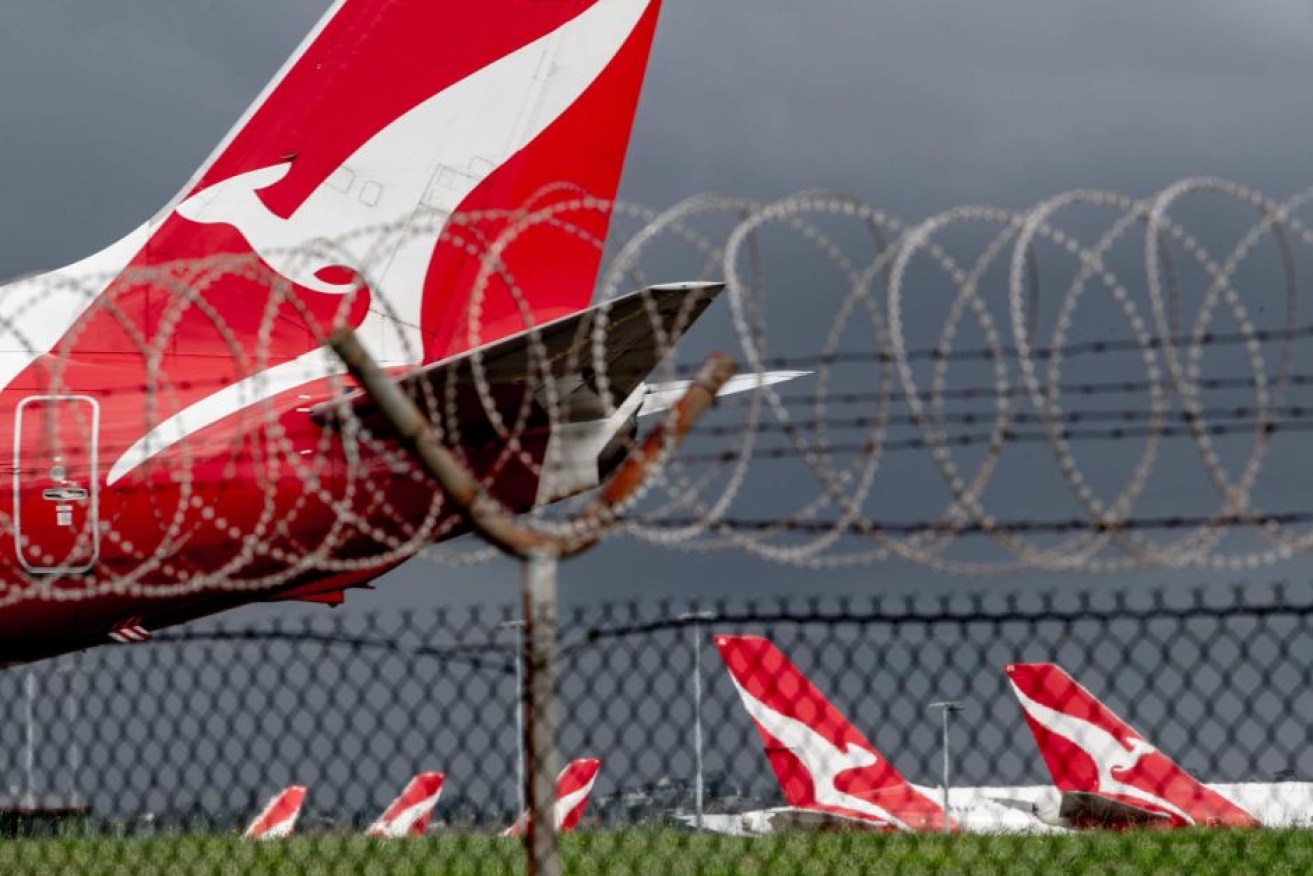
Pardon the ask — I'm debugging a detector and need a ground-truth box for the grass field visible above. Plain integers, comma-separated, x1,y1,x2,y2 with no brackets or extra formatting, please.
5,828,1313,874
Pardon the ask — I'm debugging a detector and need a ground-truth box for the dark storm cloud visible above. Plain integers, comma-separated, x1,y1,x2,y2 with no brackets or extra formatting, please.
4,0,1311,267
1,2,1311,612
631,1,1313,209
0,2,322,270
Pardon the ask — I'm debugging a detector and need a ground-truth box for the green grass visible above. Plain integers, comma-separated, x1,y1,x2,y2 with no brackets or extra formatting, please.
5,828,1313,874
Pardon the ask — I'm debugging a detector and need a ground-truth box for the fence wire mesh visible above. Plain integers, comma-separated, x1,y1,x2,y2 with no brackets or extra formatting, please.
5,175,1313,871
1,581,1311,872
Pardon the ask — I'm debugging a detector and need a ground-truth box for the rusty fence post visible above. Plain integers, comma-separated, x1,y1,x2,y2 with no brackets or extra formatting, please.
522,550,560,873
328,327,735,874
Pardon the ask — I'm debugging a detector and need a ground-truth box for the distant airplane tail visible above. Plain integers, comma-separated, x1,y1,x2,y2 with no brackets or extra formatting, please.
554,758,603,832
504,758,602,836
365,772,446,838
243,786,308,840
714,635,954,832
1005,663,1258,827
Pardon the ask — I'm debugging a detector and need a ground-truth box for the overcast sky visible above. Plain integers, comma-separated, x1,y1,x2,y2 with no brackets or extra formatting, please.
2,2,1313,614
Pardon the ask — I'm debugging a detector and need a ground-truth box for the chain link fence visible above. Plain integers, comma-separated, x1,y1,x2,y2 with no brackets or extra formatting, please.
0,580,1310,871
3,3,1312,874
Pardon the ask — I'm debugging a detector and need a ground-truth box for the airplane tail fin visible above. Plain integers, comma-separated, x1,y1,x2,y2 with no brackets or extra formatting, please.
243,786,308,840
365,772,446,838
504,758,603,836
129,0,665,366
714,635,953,832
1005,663,1258,827
61,0,667,488
555,758,603,832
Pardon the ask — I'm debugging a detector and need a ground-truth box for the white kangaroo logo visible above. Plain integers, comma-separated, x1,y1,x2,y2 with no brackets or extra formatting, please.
108,0,652,484
730,677,912,830
1009,680,1193,824
554,774,599,829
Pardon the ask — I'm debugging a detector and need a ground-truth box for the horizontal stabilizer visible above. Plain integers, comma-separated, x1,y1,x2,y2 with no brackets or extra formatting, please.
313,283,722,445
264,568,388,607
639,370,811,417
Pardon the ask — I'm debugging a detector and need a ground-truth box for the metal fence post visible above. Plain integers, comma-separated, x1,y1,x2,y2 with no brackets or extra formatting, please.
523,552,561,875
327,327,735,875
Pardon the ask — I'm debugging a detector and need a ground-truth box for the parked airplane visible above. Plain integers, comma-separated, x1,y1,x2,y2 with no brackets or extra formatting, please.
365,772,446,838
709,635,954,834
503,758,602,836
245,772,446,840
1003,662,1260,828
0,0,797,665
243,786,308,840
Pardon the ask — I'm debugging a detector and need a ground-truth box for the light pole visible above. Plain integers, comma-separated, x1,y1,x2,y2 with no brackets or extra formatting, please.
928,701,964,833
22,660,83,813
23,671,35,810
677,610,717,831
500,619,527,819
64,656,82,809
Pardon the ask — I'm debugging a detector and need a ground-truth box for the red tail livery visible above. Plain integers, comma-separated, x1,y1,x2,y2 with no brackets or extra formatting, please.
504,758,602,836
0,0,737,664
243,786,308,840
715,635,953,832
366,772,446,838
1005,663,1258,828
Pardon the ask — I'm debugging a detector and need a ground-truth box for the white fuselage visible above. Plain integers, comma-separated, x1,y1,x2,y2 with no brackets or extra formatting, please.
682,781,1313,835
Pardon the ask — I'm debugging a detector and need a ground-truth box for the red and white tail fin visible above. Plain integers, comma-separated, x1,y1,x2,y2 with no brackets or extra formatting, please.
1005,663,1258,827
504,758,603,836
31,0,667,486
554,758,603,832
165,0,665,360
365,772,446,838
714,635,953,832
243,786,308,840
